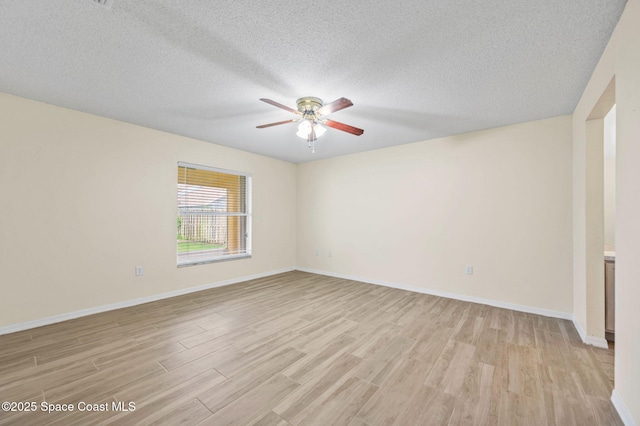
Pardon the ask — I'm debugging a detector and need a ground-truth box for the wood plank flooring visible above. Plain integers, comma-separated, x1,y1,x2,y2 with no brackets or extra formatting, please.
0,271,621,425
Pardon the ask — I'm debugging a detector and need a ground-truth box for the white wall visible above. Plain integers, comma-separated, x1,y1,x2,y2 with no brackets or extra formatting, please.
297,116,573,315
0,93,297,328
573,0,640,423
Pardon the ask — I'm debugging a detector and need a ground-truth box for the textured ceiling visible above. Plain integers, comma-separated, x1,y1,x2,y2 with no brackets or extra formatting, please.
0,0,627,163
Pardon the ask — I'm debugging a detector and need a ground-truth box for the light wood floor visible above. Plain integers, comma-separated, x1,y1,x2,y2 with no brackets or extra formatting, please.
0,271,621,425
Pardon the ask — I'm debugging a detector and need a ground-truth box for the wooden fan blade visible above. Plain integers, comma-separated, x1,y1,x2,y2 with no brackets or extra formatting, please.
316,97,353,116
259,98,301,115
323,119,364,136
256,119,298,129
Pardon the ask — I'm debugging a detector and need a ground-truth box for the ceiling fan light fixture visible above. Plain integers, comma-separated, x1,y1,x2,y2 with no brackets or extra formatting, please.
296,120,312,139
314,122,326,137
296,120,326,140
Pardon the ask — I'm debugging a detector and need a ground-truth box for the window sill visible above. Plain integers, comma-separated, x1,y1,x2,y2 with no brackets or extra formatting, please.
177,253,252,268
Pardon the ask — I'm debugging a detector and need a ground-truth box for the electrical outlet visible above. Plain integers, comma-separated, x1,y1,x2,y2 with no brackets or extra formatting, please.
328,251,332,257
465,265,473,275
135,266,144,276
314,249,319,256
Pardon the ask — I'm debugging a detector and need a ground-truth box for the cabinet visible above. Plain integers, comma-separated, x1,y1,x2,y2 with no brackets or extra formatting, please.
605,259,615,341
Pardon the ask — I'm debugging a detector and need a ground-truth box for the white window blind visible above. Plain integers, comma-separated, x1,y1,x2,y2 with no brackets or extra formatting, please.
177,162,251,266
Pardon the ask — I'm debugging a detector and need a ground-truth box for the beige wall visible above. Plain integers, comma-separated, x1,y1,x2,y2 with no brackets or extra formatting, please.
585,118,606,340
573,0,640,422
604,106,616,251
0,93,297,328
297,116,573,314
604,157,616,251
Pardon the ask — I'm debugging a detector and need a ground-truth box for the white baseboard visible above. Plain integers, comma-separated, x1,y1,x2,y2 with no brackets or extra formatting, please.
585,335,609,348
0,267,295,336
571,316,609,348
572,316,587,341
612,389,637,426
296,267,572,320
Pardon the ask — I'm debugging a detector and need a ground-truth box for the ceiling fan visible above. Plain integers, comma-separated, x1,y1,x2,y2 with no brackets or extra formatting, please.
256,96,364,153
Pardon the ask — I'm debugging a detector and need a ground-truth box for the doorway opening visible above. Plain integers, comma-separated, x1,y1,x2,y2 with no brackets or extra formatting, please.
603,105,616,345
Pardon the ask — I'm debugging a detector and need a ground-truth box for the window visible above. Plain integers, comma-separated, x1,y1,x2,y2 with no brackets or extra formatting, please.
177,162,251,266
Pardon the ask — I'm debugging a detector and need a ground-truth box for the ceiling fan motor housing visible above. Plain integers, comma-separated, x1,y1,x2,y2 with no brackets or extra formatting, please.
296,97,323,113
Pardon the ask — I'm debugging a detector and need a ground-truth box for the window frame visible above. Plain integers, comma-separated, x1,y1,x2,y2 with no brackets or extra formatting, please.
177,161,252,267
